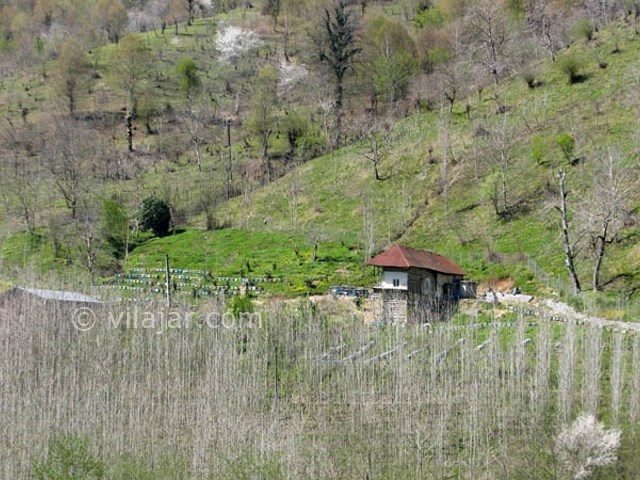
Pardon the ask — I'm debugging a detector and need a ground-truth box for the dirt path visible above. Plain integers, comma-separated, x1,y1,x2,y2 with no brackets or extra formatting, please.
510,298,640,334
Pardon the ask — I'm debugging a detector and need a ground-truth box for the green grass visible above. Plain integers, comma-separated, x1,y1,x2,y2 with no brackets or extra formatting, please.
213,22,640,300
2,16,640,304
124,228,375,296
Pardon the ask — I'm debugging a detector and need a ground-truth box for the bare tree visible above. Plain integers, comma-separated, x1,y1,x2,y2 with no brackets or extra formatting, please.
582,326,603,415
525,0,569,61
585,0,623,27
248,66,278,181
51,39,91,117
0,124,43,235
556,169,582,295
0,157,42,236
482,114,518,217
435,26,469,114
362,119,391,181
107,35,154,152
578,150,635,291
48,122,95,221
465,0,511,86
79,215,98,285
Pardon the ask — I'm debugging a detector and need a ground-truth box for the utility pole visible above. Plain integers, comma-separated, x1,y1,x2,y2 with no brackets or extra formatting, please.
165,254,172,304
226,118,233,200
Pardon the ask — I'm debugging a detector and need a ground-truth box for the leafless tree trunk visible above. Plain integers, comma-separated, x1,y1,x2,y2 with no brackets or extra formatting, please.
556,169,581,294
582,325,603,415
466,0,510,85
610,331,624,426
579,150,634,291
557,320,576,424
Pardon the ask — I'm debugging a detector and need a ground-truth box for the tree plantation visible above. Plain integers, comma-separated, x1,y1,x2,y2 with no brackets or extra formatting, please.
2,295,640,479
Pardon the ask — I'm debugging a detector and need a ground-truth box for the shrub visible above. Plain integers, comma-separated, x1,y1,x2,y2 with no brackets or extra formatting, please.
33,435,104,480
531,135,546,164
139,196,171,237
572,18,595,42
556,132,576,163
102,199,129,257
558,55,585,84
228,295,254,317
520,68,539,89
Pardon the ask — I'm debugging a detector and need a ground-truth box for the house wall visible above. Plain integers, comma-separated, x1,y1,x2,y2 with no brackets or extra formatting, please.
376,268,468,323
381,270,408,290
381,289,408,324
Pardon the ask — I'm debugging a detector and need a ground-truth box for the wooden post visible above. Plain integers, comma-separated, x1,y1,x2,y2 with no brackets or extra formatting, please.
274,345,279,421
165,254,171,304
226,118,233,199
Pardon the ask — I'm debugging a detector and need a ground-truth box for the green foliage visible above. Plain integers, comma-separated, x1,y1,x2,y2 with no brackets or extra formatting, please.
228,295,254,316
52,38,90,115
109,453,190,480
281,110,309,157
33,435,104,480
215,451,283,480
556,132,576,163
247,65,279,168
572,18,595,42
139,196,171,237
248,66,278,134
531,135,546,165
558,54,585,84
414,6,445,28
126,229,373,296
102,198,129,257
176,57,200,97
95,0,128,44
106,34,153,113
427,45,452,66
364,15,418,105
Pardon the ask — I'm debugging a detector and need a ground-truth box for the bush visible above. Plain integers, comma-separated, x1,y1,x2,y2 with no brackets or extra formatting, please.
139,196,171,237
228,295,254,317
102,199,129,258
558,55,585,84
556,132,576,162
520,68,538,89
33,435,104,480
572,18,595,42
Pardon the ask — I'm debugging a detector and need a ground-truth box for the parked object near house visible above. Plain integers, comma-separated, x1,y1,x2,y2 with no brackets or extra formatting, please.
330,286,372,298
368,244,476,323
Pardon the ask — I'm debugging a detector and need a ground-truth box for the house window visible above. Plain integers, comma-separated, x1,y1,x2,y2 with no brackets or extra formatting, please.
393,278,400,287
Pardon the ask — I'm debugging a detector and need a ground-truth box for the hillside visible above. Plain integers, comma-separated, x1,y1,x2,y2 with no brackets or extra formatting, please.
170,22,640,302
0,1,639,310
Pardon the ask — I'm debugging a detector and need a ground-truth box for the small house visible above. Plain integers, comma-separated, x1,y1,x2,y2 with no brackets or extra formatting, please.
367,244,475,323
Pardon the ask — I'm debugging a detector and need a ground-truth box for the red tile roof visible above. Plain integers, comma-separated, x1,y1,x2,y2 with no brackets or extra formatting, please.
367,244,466,275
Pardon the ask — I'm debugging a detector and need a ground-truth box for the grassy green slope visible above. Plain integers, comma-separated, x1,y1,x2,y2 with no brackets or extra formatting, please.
124,228,374,295
212,23,640,295
4,18,640,301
